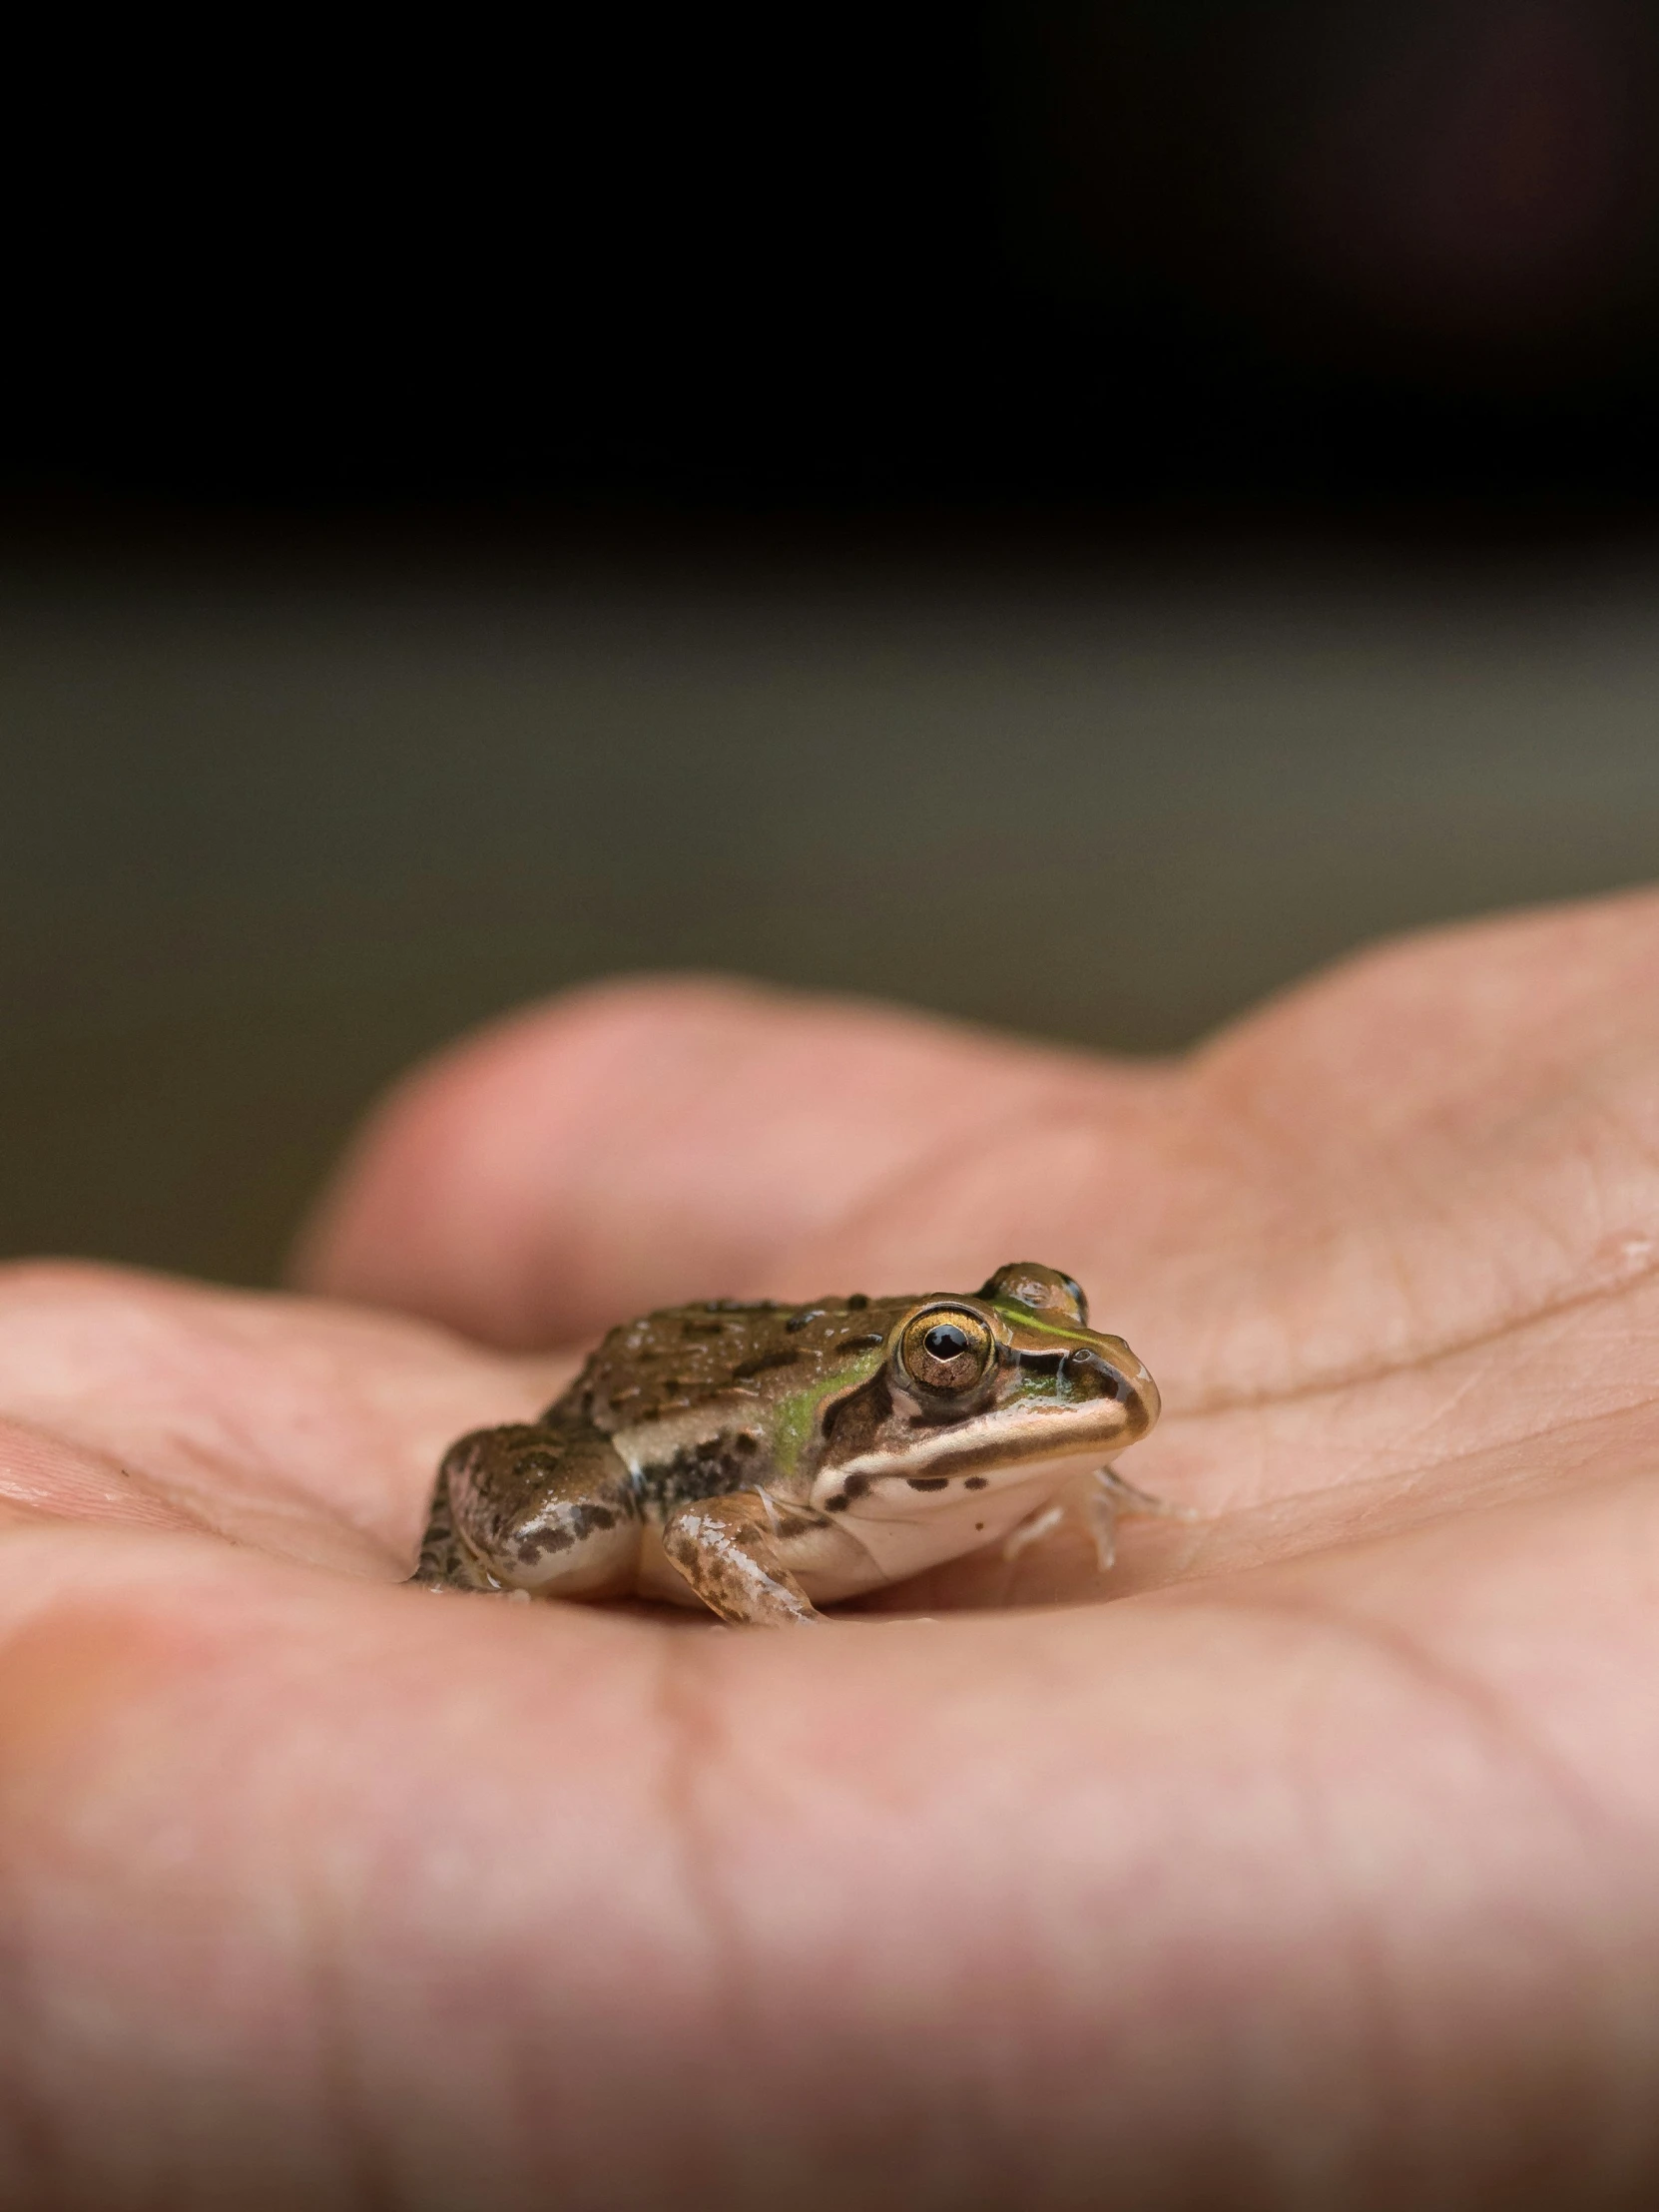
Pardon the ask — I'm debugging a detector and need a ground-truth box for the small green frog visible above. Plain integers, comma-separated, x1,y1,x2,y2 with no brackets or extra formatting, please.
414,1262,1162,1624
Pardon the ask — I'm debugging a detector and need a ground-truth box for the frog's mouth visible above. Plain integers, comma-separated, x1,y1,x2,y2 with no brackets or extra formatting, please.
825,1390,1151,1507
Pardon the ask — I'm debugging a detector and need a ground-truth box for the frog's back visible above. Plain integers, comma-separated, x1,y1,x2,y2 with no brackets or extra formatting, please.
553,1295,902,1432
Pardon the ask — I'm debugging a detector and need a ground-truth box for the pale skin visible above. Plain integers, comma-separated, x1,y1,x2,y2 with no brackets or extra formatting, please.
3,889,1659,2206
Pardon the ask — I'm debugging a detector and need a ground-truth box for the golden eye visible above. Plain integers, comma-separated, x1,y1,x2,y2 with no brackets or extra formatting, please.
899,1309,994,1392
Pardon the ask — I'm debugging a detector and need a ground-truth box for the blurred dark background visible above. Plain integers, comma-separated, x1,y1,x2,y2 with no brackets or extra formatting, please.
4,0,1659,1285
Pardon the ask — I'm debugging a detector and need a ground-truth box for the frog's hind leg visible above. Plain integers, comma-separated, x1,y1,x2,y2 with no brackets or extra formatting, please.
661,1491,825,1626
1084,1463,1194,1574
414,1422,641,1600
412,1465,502,1591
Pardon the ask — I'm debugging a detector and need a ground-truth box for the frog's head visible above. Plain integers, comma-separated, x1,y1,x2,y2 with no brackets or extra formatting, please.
809,1262,1160,1521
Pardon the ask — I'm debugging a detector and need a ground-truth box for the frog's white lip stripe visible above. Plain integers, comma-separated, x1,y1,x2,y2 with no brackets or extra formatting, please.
830,1397,1137,1489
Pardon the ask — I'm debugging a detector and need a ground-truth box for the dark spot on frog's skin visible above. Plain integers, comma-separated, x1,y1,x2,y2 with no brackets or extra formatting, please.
964,1475,988,1490
639,1432,764,1510
846,1294,869,1310
787,1307,828,1333
682,1320,726,1337
842,1473,871,1499
514,1500,618,1563
906,1475,950,1491
826,1494,849,1511
733,1349,800,1380
735,1431,759,1452
842,1332,885,1351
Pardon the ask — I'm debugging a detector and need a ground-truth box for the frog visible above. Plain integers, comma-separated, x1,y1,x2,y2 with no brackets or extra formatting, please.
412,1262,1164,1625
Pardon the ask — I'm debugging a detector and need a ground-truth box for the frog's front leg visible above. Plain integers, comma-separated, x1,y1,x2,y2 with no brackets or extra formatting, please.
661,1491,825,1626
999,1465,1192,1577
414,1422,641,1599
1082,1462,1194,1572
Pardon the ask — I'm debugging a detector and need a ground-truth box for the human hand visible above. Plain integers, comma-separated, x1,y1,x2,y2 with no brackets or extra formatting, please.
4,889,1659,2207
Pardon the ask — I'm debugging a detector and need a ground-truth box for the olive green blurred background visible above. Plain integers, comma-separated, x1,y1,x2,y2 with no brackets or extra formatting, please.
3,526,1655,1288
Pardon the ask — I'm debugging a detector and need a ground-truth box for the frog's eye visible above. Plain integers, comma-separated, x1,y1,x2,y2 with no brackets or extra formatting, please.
899,1309,995,1392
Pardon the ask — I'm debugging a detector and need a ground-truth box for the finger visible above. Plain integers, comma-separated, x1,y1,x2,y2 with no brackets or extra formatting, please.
290,974,1174,1351
0,1263,557,1574
2,1472,1656,2204
0,1415,208,1536
295,897,1659,1401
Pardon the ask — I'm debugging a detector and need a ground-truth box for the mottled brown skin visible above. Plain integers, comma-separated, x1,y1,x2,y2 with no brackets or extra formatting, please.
415,1264,1162,1623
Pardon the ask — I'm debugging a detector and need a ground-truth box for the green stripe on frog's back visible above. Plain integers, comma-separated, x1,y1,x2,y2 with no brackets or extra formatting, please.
557,1292,903,1450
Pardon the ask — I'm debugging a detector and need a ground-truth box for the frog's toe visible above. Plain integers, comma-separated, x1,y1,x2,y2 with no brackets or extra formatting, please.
1001,1498,1068,1564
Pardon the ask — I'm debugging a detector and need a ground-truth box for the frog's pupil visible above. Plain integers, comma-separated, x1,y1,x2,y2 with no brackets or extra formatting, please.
923,1324,969,1362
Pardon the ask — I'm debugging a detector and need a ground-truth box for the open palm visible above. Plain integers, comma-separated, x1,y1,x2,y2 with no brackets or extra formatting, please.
3,889,1658,2209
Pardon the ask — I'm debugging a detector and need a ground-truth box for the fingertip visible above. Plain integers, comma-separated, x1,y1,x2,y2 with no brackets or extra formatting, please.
292,975,774,1347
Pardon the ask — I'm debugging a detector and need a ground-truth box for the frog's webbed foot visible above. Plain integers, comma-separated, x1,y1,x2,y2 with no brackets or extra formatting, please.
412,1422,641,1599
661,1491,825,1626
1083,1462,1194,1573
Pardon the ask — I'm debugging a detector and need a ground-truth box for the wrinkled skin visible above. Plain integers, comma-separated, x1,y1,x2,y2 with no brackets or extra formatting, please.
5,889,1659,2208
